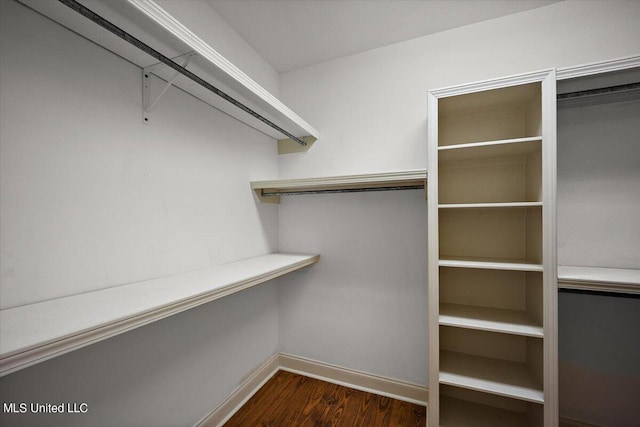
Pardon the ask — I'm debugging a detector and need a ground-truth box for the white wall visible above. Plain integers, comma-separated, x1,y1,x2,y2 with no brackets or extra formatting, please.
0,0,280,425
275,1,640,423
278,191,428,385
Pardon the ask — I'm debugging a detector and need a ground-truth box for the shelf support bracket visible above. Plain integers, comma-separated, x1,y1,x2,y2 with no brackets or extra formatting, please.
142,52,196,125
253,189,281,204
278,136,317,154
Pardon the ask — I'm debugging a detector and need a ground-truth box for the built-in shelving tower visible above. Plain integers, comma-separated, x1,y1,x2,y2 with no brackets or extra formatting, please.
427,70,557,426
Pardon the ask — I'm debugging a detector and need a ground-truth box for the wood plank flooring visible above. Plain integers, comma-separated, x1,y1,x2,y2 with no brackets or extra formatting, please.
224,370,426,426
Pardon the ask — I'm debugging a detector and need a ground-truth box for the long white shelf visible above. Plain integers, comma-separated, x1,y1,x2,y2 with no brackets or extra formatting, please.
251,169,427,203
0,253,319,376
558,265,640,295
439,351,544,404
18,0,318,144
439,303,543,338
439,257,543,272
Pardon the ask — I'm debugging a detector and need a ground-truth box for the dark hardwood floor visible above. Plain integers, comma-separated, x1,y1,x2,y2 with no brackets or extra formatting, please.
224,370,426,426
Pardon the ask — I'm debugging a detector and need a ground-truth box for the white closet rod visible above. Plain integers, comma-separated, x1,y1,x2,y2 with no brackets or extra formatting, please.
57,0,308,147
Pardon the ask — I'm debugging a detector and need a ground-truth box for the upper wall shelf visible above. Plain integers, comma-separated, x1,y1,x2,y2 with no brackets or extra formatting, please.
558,266,640,295
251,169,427,204
19,0,318,149
0,253,319,377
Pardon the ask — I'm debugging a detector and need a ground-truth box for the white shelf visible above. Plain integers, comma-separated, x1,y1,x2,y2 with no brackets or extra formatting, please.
558,265,640,294
251,169,427,203
440,396,530,427
439,137,541,162
0,253,319,376
438,136,542,152
439,351,544,404
439,202,542,209
439,257,543,272
18,0,318,143
440,303,543,338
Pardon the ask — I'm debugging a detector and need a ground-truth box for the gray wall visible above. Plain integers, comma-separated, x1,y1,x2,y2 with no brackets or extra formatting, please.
557,95,640,426
0,1,280,425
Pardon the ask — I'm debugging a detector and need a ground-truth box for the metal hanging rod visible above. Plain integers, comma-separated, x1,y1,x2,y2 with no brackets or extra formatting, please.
557,82,640,100
57,0,307,146
261,185,425,197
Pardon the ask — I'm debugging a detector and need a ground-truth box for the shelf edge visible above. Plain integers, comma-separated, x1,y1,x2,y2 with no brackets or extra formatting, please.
251,169,427,203
127,0,319,140
438,136,542,152
558,266,640,295
439,259,544,272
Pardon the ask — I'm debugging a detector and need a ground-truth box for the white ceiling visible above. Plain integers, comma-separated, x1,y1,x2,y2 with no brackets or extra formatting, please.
207,0,562,73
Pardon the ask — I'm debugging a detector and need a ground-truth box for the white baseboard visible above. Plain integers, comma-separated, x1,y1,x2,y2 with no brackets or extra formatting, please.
196,353,598,427
196,352,280,427
196,352,428,427
278,353,428,406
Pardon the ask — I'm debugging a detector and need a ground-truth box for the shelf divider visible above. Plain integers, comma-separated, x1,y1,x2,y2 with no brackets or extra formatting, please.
439,202,542,209
439,258,543,272
438,136,542,151
439,303,543,338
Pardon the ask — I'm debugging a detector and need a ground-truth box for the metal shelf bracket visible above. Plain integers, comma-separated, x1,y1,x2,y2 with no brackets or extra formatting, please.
142,51,196,124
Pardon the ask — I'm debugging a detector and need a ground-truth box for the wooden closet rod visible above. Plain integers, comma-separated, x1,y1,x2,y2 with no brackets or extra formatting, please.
57,0,308,147
557,82,640,100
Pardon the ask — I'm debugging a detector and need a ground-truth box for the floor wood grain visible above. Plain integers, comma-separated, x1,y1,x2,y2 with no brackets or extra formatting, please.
224,370,426,426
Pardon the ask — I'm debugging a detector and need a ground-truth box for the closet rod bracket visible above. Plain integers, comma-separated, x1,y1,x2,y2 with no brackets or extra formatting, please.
142,51,197,125
278,135,316,154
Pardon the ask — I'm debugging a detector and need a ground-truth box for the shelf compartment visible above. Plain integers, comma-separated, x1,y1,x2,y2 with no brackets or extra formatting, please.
440,268,543,334
0,253,319,376
440,326,543,404
439,207,542,264
440,303,543,338
439,350,543,404
439,139,542,204
438,82,541,147
440,395,534,427
250,169,427,203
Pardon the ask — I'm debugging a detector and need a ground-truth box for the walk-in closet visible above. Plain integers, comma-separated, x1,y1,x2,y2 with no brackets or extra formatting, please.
1,1,638,426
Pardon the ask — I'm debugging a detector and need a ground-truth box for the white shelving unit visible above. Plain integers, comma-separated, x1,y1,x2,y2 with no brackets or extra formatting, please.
0,253,319,377
18,0,318,147
428,70,557,426
251,169,427,203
